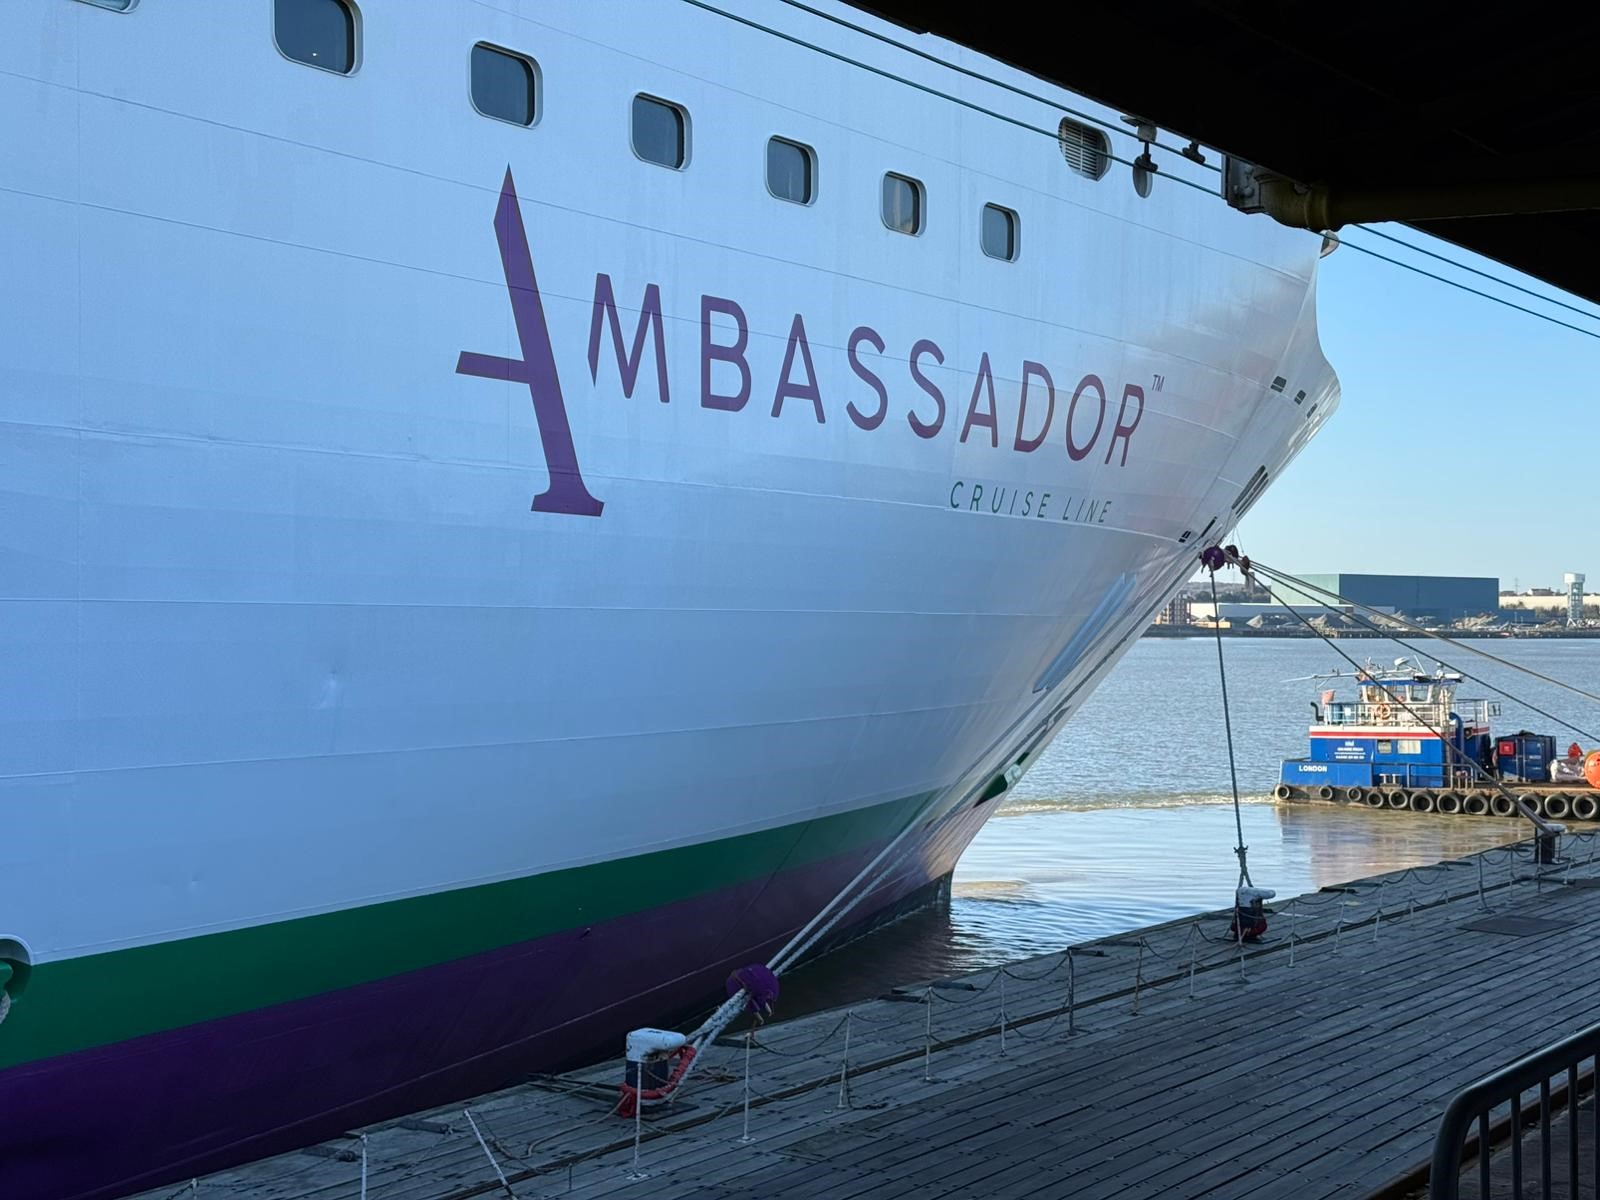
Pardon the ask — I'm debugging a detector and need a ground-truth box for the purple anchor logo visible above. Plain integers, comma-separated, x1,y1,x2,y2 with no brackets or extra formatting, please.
457,168,604,517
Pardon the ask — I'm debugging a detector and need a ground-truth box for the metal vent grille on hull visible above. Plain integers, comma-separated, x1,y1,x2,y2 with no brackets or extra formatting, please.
1058,118,1110,180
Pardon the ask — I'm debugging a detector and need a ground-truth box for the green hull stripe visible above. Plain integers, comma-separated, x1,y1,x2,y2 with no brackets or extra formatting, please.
0,794,928,1071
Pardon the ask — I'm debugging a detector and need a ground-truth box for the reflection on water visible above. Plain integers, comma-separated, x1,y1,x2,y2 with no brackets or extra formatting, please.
782,637,1597,1014
780,800,1522,1013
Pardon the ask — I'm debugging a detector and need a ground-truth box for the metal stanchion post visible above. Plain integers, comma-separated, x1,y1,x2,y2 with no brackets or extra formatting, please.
1066,951,1076,1036
835,1011,852,1110
923,987,934,1082
999,972,1008,1054
740,1029,753,1143
628,1081,646,1180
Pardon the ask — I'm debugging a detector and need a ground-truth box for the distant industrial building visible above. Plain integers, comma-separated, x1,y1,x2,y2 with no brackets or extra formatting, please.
1275,574,1499,621
1500,574,1599,622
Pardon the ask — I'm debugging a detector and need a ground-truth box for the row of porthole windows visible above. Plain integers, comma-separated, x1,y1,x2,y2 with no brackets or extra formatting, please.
636,112,1019,262
271,0,1028,260
881,174,1018,261
82,0,1079,262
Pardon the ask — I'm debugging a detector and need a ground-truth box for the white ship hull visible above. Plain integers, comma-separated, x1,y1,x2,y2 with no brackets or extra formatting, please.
0,3,1337,1196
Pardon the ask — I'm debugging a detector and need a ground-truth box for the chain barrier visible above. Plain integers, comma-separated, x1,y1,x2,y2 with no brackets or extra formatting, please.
154,827,1600,1198
746,1012,854,1058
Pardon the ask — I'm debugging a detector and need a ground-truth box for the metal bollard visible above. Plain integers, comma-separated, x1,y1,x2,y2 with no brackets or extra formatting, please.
1537,829,1559,867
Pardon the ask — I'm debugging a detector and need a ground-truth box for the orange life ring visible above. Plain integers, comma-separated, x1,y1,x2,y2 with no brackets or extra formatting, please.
1374,703,1393,722
1585,749,1600,790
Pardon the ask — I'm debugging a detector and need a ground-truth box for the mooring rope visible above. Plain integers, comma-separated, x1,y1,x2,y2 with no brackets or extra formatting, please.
1281,585,1600,747
639,544,1593,1118
666,585,1170,1099
1244,559,1600,708
1269,584,1557,831
1203,548,1564,836
168,825,1600,1198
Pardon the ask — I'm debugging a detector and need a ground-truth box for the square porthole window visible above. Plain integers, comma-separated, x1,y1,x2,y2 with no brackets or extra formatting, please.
274,0,358,75
766,137,816,204
981,203,1018,261
471,44,538,127
881,172,923,235
633,95,688,169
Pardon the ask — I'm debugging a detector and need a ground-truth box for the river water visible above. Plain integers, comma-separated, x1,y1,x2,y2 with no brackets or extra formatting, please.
783,635,1600,1010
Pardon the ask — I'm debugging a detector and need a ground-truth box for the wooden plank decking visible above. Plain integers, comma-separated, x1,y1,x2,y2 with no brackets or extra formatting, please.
133,831,1600,1200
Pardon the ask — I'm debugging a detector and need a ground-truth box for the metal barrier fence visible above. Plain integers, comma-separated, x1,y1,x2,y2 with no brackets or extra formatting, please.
1431,1020,1600,1199
138,832,1600,1198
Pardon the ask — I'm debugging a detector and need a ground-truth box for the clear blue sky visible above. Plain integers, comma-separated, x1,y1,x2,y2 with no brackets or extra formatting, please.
1232,229,1598,593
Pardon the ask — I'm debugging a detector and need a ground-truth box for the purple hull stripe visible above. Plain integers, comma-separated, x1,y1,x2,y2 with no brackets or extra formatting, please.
4,802,992,1200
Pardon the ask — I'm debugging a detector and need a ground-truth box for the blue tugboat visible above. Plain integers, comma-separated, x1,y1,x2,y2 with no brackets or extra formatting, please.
1275,658,1599,819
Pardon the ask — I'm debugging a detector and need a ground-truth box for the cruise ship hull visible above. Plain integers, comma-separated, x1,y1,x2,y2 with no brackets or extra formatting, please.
0,2,1338,1196
9,798,992,1200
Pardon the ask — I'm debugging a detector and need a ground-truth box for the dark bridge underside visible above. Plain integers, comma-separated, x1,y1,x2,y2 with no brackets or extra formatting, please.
852,1,1600,304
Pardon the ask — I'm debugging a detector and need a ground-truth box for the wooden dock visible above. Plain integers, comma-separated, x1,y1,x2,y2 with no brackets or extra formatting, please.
134,831,1600,1200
